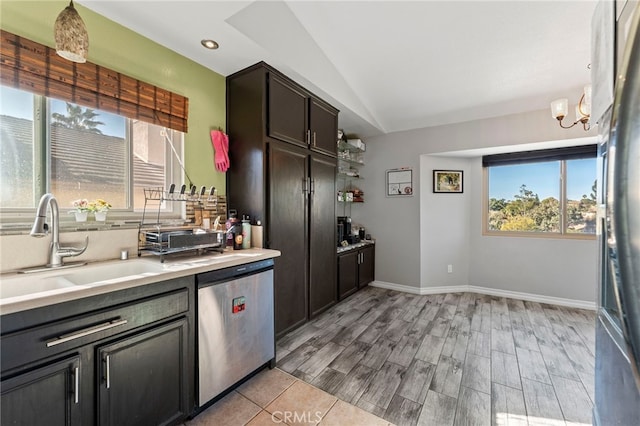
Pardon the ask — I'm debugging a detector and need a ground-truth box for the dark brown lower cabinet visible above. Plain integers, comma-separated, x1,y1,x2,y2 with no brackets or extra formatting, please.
98,319,189,426
268,141,337,336
338,244,375,300
1,355,82,425
269,141,309,335
1,277,195,426
358,245,375,288
309,153,337,317
338,251,359,300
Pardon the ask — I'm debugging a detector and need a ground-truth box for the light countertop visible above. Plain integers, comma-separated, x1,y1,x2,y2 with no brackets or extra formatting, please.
0,248,280,315
337,240,375,254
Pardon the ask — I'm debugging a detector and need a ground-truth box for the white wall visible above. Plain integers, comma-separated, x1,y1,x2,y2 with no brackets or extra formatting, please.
356,108,597,305
420,155,472,288
0,229,139,272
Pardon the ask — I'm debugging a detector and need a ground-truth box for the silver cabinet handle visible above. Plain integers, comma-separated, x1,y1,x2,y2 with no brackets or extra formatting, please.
313,132,317,147
74,367,79,404
306,129,311,146
46,319,128,347
106,355,111,389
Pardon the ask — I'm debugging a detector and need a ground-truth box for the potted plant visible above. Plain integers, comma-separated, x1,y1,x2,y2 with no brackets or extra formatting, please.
89,199,112,221
70,198,90,222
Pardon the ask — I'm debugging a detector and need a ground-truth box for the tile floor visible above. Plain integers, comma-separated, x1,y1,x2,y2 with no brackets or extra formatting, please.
187,286,596,426
185,367,391,425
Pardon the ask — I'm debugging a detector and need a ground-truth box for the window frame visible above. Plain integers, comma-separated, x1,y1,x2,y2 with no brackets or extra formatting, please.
0,91,184,225
482,146,597,240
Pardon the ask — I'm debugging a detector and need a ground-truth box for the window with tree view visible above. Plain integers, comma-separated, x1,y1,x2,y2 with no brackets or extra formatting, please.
0,85,183,216
485,147,597,236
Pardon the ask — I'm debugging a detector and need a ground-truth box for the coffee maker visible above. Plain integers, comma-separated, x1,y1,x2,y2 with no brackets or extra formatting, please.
337,216,359,245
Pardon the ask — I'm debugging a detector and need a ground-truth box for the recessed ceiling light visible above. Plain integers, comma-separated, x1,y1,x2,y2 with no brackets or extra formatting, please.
201,39,219,50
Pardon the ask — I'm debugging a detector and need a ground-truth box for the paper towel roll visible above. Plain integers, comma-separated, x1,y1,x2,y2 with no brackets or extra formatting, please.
251,225,263,248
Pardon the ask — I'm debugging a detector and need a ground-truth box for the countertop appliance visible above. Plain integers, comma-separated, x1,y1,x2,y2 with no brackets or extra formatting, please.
594,1,640,424
196,259,274,406
337,216,359,245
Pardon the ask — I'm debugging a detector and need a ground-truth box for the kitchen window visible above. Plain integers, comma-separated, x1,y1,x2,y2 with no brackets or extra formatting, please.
483,145,597,238
0,85,183,220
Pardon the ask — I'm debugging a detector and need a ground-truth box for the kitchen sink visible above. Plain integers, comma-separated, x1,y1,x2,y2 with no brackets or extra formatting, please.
0,275,78,299
0,260,168,300
61,260,168,286
0,250,274,308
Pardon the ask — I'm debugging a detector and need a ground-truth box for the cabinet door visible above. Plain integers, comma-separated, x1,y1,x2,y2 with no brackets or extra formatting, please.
1,355,82,425
97,319,189,426
358,246,375,288
338,251,359,300
309,98,338,157
268,141,309,336
268,74,308,148
309,154,337,317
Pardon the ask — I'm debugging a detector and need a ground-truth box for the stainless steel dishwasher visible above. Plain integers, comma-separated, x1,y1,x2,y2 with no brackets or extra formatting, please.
196,259,275,406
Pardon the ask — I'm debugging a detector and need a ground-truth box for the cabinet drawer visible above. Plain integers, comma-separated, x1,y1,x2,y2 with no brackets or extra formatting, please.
1,288,189,373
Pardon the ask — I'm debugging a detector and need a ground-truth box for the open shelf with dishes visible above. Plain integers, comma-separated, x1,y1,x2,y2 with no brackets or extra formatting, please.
138,185,227,261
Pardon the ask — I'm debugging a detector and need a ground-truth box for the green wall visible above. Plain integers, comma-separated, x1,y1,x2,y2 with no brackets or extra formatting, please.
0,1,226,194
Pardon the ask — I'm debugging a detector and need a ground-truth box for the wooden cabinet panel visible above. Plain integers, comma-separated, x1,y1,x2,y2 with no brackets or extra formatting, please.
358,245,375,288
338,251,358,300
268,74,308,148
97,319,189,426
268,141,309,335
338,245,375,301
1,277,195,426
309,154,337,317
228,62,339,336
1,288,189,373
309,98,338,157
1,355,82,425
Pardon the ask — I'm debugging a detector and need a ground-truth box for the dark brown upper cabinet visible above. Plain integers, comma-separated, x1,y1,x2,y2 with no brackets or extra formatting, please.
309,98,339,157
268,74,308,148
267,72,338,157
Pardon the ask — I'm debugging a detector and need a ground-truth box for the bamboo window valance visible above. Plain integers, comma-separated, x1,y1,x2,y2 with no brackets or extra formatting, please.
0,30,189,133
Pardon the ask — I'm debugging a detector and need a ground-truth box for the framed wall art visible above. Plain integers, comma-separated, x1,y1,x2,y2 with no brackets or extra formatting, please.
433,170,463,193
386,168,413,197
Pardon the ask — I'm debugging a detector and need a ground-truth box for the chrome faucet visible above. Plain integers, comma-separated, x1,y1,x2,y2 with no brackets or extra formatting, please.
30,193,88,268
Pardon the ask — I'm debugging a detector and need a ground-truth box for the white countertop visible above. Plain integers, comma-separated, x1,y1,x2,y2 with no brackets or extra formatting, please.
336,240,375,254
0,248,281,315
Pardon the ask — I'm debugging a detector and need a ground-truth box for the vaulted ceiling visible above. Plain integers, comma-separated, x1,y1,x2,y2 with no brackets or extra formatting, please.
81,1,597,137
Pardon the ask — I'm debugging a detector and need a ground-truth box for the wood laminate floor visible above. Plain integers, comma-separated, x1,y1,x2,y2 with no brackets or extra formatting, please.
276,287,596,426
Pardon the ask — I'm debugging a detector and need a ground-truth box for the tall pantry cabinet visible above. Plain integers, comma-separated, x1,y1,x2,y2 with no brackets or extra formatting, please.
226,62,338,337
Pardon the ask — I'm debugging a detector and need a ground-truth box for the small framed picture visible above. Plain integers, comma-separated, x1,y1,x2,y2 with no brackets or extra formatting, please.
386,168,413,197
433,170,463,193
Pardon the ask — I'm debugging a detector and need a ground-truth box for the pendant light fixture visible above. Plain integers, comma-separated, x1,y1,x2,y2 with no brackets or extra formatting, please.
54,0,89,63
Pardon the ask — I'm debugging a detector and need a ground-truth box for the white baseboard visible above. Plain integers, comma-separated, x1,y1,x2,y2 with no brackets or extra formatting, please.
370,280,596,310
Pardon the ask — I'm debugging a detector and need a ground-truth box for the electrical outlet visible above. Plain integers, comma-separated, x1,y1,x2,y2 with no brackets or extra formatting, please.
447,264,453,273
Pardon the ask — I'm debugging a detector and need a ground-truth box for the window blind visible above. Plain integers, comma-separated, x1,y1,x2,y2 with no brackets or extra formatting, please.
482,144,597,167
0,30,189,133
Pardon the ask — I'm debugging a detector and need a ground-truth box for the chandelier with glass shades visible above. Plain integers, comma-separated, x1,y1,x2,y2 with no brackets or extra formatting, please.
550,85,592,131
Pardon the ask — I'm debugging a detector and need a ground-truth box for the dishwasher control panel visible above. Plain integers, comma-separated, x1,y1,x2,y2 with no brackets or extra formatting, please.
232,296,246,313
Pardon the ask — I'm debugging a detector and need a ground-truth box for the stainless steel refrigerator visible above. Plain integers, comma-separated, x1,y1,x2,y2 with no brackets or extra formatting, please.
594,1,640,424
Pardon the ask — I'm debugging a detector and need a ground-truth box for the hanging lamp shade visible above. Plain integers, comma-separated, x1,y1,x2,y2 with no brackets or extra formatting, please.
54,0,88,63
